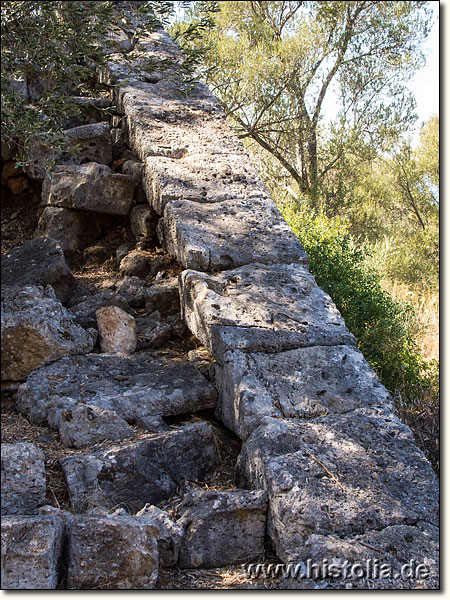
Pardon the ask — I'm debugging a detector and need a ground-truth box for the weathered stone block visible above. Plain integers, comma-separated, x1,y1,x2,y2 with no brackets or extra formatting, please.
130,204,158,241
1,443,46,515
215,345,392,439
236,414,439,563
119,249,152,277
66,514,158,589
144,276,180,314
38,206,102,254
42,163,134,215
180,264,355,363
60,421,219,512
96,305,137,354
136,504,183,567
1,237,76,304
1,515,64,589
177,488,268,569
58,404,133,448
115,276,149,308
144,154,267,215
158,195,308,271
16,353,216,430
68,290,130,329
1,285,95,381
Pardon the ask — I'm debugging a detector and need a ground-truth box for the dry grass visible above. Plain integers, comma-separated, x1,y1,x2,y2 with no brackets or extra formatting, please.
382,279,439,362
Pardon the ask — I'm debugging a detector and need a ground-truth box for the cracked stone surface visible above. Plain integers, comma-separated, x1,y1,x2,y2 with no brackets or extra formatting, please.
177,488,268,568
42,162,134,215
1,237,76,304
215,345,392,439
1,514,65,589
66,514,158,589
158,195,308,271
1,285,95,381
136,504,183,567
1,443,46,515
144,153,267,215
16,353,216,433
180,263,355,363
236,414,439,563
60,421,219,512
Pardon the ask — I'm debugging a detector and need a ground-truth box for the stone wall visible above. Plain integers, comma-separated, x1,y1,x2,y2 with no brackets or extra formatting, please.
107,29,439,588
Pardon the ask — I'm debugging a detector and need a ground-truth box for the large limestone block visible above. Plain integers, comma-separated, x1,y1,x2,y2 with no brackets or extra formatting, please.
1,515,64,589
16,353,216,434
1,443,46,515
1,285,95,381
60,421,219,512
302,524,439,589
1,237,76,304
66,515,158,589
38,206,102,254
177,488,268,568
26,122,112,180
215,345,392,439
42,162,134,215
144,154,267,215
236,414,439,563
158,195,308,271
180,264,355,363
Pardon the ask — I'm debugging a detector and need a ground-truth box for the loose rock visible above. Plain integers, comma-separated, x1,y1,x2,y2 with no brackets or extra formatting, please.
1,285,94,381
136,504,183,567
1,443,46,515
1,514,65,589
96,305,137,354
38,206,102,254
177,488,268,568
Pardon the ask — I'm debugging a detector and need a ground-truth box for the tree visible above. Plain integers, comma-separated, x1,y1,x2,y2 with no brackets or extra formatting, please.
0,1,203,164
177,1,433,205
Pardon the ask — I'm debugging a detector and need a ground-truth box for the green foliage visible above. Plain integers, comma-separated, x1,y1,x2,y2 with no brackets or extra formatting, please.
280,201,437,403
0,1,192,164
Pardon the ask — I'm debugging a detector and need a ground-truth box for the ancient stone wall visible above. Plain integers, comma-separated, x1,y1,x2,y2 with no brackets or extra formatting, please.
0,28,439,590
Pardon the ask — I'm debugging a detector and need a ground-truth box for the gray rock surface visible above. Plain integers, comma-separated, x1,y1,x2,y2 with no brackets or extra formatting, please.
42,162,134,215
136,504,183,567
60,421,219,512
301,523,439,589
177,488,268,568
1,443,46,515
1,285,95,381
58,404,133,448
16,353,217,428
119,249,152,277
38,206,102,254
180,264,355,362
215,345,392,439
115,276,149,308
144,276,180,314
66,514,158,589
26,122,112,180
96,305,137,354
130,204,158,241
144,153,267,215
1,237,76,304
236,414,439,563
158,195,308,271
136,311,185,350
1,514,65,589
69,290,130,328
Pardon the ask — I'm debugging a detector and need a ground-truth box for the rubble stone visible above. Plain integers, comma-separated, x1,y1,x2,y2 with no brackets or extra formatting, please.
1,285,94,381
1,515,65,589
177,488,268,568
136,504,183,567
1,237,76,304
42,162,134,215
38,206,102,254
60,421,219,512
66,514,158,589
1,443,46,515
130,204,158,241
96,305,137,354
